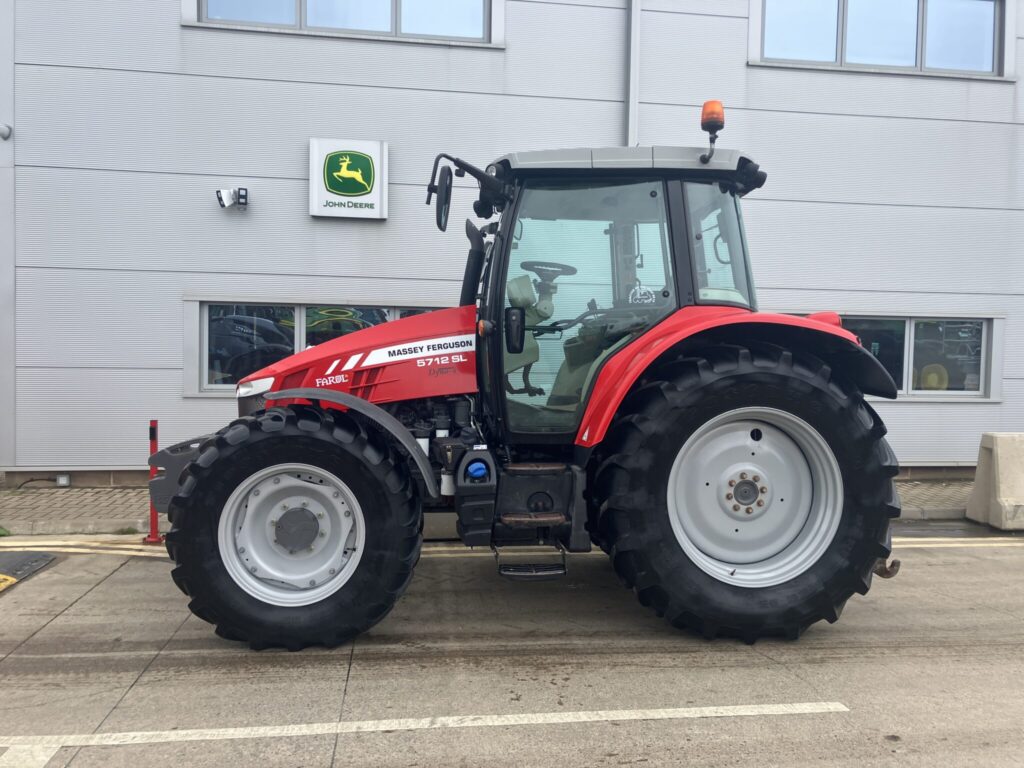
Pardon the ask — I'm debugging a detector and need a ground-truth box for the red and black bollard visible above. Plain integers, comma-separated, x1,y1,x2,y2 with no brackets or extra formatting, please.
142,419,164,545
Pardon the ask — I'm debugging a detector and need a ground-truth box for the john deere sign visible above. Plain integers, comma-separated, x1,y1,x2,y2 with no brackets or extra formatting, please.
310,139,388,219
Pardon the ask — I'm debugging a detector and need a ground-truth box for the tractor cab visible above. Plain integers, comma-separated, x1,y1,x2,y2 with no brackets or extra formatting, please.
426,104,767,447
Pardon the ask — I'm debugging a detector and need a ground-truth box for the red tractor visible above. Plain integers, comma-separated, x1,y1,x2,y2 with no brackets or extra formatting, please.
151,102,900,650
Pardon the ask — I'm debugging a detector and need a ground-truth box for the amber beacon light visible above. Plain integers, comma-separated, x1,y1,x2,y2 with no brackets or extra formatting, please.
699,100,725,164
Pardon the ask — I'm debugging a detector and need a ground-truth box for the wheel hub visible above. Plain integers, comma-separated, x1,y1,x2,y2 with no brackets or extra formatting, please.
274,507,320,552
666,408,843,588
217,463,365,607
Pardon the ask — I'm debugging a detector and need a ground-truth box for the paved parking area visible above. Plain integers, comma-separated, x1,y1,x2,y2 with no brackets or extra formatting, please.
1,524,1023,767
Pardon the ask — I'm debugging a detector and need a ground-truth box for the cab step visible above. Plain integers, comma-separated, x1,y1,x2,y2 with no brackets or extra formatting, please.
492,546,567,581
499,511,568,527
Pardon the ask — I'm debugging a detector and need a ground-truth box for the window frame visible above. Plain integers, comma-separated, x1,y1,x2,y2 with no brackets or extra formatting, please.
192,0,499,46
753,0,1012,80
190,301,439,395
841,314,1001,401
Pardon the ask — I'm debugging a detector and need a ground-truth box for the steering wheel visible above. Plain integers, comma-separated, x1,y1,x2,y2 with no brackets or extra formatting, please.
520,261,577,283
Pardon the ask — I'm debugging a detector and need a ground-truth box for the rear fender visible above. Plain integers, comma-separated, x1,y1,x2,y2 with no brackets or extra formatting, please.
576,306,897,448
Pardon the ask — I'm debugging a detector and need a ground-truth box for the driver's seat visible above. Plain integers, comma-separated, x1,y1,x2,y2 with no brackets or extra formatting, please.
504,275,551,397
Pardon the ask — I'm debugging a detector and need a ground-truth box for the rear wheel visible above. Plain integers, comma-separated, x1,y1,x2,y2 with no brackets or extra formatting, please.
594,344,900,641
165,405,421,650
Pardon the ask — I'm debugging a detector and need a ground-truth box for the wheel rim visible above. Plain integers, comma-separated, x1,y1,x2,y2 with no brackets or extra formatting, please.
217,463,365,607
666,407,843,588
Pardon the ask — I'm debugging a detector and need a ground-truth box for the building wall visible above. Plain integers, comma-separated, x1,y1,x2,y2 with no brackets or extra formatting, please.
5,0,1023,468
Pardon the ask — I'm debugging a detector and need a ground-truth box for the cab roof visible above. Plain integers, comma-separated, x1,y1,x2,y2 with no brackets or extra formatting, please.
493,146,754,174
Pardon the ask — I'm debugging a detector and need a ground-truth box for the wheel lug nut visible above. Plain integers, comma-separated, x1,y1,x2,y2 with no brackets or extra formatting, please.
250,566,257,574
726,493,733,500
745,507,753,514
740,472,748,480
317,511,324,519
319,531,325,538
309,580,316,587
270,519,277,526
253,489,260,496
238,547,245,554
756,500,764,507
760,486,767,493
728,480,736,487
344,510,352,518
332,492,340,498
329,568,336,575
753,475,760,482
273,477,281,484
732,504,740,512
301,501,308,507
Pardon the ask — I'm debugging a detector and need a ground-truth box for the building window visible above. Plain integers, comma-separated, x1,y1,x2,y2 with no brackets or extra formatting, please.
762,0,1001,75
203,303,435,388
843,317,989,396
202,0,490,42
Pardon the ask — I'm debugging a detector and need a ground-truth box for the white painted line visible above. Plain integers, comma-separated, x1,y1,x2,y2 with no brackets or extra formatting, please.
341,353,363,371
0,702,847,755
895,542,1024,549
324,358,341,375
0,745,61,768
0,547,165,559
891,537,1023,543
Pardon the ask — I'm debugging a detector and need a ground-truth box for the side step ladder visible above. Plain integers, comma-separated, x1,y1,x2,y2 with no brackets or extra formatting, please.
492,545,567,581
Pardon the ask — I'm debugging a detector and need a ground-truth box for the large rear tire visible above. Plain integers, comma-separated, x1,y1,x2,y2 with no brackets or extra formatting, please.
594,344,900,641
165,405,421,650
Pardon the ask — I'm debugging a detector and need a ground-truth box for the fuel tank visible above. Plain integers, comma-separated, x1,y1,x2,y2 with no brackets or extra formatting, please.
236,305,477,411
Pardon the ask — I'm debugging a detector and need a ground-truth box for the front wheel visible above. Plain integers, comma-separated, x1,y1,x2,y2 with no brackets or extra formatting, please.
594,344,900,641
165,406,421,650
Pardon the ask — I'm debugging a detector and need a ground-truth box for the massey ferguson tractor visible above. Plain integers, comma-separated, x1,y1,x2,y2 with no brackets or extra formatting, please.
151,102,901,650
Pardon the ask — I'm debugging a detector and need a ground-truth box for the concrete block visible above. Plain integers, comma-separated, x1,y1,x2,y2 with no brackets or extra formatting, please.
966,433,1024,530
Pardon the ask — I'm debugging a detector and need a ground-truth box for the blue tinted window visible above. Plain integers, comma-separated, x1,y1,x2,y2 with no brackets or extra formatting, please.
846,0,918,67
206,0,297,26
763,0,839,62
926,0,996,72
307,0,391,32
400,0,485,39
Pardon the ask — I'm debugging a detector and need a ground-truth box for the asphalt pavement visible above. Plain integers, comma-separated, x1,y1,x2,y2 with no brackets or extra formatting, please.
0,523,1023,767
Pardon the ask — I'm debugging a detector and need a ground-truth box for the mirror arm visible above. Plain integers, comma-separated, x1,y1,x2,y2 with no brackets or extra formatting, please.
425,153,458,204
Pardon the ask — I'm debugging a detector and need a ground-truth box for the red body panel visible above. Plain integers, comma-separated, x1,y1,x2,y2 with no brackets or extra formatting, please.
574,305,860,448
241,305,478,406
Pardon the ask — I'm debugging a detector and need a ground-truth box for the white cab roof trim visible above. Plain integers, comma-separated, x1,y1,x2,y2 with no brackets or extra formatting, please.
493,146,753,173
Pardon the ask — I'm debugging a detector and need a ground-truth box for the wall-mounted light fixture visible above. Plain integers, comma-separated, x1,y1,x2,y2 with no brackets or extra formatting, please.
216,187,248,210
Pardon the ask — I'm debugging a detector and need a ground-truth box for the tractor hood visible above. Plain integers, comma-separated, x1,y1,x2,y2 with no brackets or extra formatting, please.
236,305,478,414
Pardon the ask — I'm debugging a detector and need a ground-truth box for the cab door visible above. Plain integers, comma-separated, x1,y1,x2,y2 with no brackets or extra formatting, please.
492,177,680,443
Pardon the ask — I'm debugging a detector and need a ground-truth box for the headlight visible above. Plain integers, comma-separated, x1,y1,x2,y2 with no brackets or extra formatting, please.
236,376,275,398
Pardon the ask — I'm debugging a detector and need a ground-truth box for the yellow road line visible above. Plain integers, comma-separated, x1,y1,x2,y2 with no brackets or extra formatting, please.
0,573,17,592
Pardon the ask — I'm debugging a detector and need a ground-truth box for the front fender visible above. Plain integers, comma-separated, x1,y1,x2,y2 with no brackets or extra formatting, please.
576,306,897,448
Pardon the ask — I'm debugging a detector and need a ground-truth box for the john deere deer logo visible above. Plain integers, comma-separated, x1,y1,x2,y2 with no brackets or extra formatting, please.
324,151,374,197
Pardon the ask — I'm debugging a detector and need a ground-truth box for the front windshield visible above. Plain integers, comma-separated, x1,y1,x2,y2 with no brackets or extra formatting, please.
501,179,677,433
684,182,756,309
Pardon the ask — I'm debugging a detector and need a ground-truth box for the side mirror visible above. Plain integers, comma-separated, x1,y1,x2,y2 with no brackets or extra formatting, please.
435,165,452,232
504,307,526,355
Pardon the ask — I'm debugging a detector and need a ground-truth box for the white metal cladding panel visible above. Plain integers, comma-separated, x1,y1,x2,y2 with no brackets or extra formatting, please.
639,102,1024,210
867,381,1024,464
14,0,625,103
15,368,237,467
639,9,1019,124
15,167,482,279
741,198,1024,295
757,287,1024,380
14,266,461,369
14,65,623,184
13,368,1020,467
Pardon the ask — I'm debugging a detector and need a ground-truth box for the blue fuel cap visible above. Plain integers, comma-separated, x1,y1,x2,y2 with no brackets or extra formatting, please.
466,461,488,479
